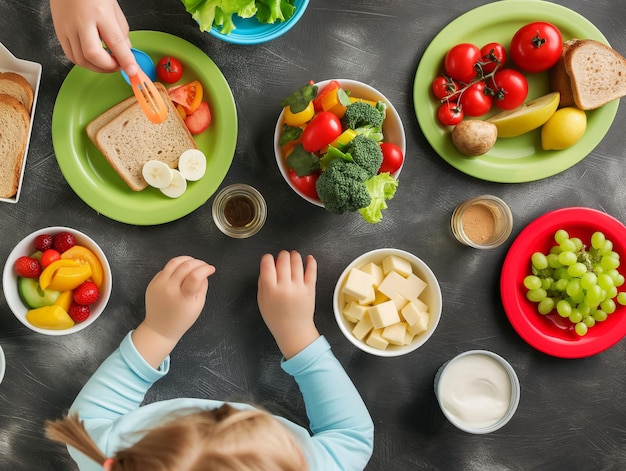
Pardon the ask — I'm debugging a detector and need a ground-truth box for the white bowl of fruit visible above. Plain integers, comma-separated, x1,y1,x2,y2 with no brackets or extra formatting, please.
2,227,112,335
333,248,442,357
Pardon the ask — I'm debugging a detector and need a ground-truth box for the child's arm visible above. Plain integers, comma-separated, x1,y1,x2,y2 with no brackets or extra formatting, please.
49,0,138,75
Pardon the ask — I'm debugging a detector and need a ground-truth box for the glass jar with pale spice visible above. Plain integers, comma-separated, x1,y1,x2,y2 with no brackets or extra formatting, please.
451,195,513,249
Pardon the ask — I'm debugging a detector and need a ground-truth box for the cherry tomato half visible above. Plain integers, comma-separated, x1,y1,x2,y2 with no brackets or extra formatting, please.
444,43,481,83
156,56,183,84
491,69,529,110
288,169,320,200
168,80,203,114
437,102,464,126
510,21,563,73
459,81,492,117
301,111,343,152
379,143,404,174
479,42,507,74
431,75,459,101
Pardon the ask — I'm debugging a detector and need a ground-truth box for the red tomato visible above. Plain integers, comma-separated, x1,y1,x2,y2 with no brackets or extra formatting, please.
479,42,507,74
431,75,459,101
510,22,562,73
379,143,404,174
437,102,464,126
41,249,61,268
301,111,342,152
156,56,183,84
288,169,320,200
184,101,211,134
168,80,203,114
491,69,529,110
459,81,492,117
313,80,341,112
444,43,481,83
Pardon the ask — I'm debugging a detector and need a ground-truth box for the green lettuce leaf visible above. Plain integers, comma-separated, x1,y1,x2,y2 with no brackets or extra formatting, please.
358,172,399,224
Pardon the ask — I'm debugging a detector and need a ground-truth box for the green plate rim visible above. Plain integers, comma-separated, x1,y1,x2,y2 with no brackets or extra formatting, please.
52,31,238,225
413,0,618,183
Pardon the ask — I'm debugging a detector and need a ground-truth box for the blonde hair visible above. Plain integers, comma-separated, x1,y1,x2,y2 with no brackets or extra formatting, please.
45,404,308,470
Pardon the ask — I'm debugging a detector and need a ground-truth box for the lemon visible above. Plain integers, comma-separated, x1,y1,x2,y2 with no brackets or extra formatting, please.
487,92,560,138
541,107,587,150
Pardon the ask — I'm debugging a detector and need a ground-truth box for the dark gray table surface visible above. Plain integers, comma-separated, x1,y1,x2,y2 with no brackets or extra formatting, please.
1,1,625,470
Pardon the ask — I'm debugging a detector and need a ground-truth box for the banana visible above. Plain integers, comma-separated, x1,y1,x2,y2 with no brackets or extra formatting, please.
142,160,173,188
160,169,187,198
177,149,207,181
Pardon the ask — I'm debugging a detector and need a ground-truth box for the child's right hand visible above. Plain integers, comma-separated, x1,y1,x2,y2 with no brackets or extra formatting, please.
258,251,320,359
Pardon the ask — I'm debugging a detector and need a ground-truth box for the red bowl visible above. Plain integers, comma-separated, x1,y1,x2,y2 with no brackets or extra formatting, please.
501,207,626,358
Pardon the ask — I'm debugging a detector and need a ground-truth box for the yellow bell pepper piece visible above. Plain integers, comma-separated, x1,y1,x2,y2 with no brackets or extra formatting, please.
39,259,81,290
321,88,348,118
330,129,358,150
283,101,315,127
26,305,75,330
61,245,105,287
54,291,74,313
349,96,378,107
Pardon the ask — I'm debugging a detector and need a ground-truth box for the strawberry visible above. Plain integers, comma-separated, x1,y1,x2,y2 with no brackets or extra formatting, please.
14,256,42,278
68,303,90,323
34,234,54,251
53,232,76,253
73,281,99,305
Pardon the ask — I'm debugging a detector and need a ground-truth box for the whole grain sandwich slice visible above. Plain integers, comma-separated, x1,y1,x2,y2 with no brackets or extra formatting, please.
0,72,34,113
0,94,30,198
90,82,197,191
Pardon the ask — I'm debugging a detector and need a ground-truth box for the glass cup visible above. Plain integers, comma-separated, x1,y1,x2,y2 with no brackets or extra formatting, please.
451,195,513,249
212,184,267,239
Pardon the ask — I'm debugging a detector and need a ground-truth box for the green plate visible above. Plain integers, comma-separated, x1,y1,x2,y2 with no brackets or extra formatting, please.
414,0,618,183
52,31,238,225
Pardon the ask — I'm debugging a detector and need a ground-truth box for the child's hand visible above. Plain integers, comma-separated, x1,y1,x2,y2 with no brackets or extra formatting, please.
50,0,138,75
133,256,215,368
258,251,320,359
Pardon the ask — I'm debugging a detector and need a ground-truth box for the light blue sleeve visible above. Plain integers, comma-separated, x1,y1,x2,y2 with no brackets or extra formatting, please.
281,336,374,471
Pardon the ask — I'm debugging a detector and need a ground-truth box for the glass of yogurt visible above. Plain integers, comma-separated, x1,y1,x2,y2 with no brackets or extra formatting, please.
434,350,520,433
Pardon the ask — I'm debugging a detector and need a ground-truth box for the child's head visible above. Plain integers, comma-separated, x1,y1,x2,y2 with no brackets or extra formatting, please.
46,404,308,470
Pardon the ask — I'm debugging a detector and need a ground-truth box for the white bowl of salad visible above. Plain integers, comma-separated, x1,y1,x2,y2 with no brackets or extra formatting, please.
274,79,406,224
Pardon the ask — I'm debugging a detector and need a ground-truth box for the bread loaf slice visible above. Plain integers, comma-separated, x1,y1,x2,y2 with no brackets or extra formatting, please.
86,94,135,143
0,72,34,113
90,83,197,191
549,39,579,107
564,39,626,110
0,94,30,198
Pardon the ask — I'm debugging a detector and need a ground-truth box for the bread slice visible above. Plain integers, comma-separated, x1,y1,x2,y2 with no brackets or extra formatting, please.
563,39,626,110
0,72,34,113
0,94,30,198
549,39,579,107
86,94,135,143
90,83,197,191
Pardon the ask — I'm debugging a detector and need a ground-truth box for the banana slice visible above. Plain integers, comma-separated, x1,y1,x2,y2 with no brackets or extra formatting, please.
142,160,173,188
160,169,187,198
177,149,207,181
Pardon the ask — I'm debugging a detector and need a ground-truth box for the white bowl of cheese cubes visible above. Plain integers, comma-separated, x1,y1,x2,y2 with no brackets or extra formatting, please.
333,248,442,356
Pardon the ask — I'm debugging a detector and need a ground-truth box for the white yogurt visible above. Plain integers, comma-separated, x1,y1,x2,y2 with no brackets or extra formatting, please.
435,350,519,433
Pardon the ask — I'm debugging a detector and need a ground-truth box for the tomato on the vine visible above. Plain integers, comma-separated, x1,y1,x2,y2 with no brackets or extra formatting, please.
510,21,563,73
301,111,342,152
444,43,481,83
156,56,183,84
459,81,492,117
288,169,319,200
479,42,507,74
431,75,459,101
491,68,528,110
379,143,404,174
437,102,464,126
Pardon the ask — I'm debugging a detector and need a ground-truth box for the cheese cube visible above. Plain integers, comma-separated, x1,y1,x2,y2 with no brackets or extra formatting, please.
382,255,413,277
342,268,374,303
372,289,389,305
400,300,427,326
368,300,401,329
358,286,376,305
377,270,407,300
366,328,389,350
403,272,427,299
406,309,430,336
390,294,409,311
410,297,429,313
360,262,384,287
382,322,407,346
342,301,369,323
404,331,415,346
352,313,373,340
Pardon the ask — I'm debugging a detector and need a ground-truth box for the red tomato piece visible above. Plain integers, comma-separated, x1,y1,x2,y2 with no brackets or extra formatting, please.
288,169,320,200
313,80,341,112
184,101,211,135
510,21,563,73
459,81,492,117
301,111,343,152
479,42,507,74
437,102,464,126
491,69,529,110
168,80,203,114
379,143,404,174
156,56,183,84
444,43,481,83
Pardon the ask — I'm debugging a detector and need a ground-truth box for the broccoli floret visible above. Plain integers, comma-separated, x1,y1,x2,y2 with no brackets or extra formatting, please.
346,135,383,177
341,101,385,130
315,159,371,214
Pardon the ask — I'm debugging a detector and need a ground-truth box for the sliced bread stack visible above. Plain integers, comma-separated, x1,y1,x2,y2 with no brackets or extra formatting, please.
0,72,33,198
550,39,626,110
87,82,197,191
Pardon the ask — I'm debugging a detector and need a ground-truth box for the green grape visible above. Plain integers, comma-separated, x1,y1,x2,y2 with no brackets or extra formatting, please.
568,309,583,324
537,297,555,315
547,253,562,269
554,278,569,291
592,309,608,322
556,299,572,317
617,292,626,305
575,322,588,336
585,285,604,306
567,262,587,278
565,279,582,297
554,229,569,244
597,273,614,291
601,255,620,271
591,231,606,250
523,275,542,290
558,251,577,266
606,286,618,299
580,272,598,290
583,315,596,328
549,246,562,255
570,237,584,250
578,304,591,316
527,288,547,302
600,298,616,314
531,252,548,270
599,239,614,256
541,277,553,290
553,267,571,281
559,239,577,253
